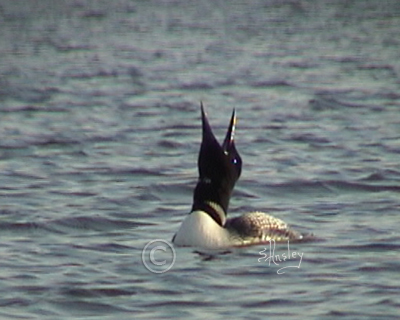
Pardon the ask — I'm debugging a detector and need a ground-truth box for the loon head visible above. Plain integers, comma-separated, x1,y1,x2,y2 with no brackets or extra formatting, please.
192,103,242,226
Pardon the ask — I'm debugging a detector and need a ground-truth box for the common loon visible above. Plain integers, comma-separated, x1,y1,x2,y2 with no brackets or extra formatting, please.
173,103,303,248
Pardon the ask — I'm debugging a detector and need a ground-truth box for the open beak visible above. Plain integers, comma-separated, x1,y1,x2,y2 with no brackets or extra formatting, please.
222,109,237,153
200,102,237,153
200,102,217,144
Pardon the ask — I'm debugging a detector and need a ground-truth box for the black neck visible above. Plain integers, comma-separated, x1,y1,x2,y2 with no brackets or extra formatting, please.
191,180,232,224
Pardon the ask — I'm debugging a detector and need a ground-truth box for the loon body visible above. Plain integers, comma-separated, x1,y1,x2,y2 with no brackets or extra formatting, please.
173,104,303,248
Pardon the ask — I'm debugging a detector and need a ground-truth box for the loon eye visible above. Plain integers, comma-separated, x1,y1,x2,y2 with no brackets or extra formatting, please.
232,158,238,165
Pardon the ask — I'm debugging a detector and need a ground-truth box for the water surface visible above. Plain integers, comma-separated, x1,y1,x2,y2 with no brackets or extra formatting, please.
0,1,399,319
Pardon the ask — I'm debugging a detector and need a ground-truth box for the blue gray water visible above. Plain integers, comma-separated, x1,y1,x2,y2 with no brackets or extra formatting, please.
1,1,399,319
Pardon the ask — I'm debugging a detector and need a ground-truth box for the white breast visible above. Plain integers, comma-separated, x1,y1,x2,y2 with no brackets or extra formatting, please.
173,211,231,249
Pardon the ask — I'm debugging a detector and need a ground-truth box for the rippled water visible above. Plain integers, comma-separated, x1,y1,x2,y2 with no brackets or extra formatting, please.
1,1,400,319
